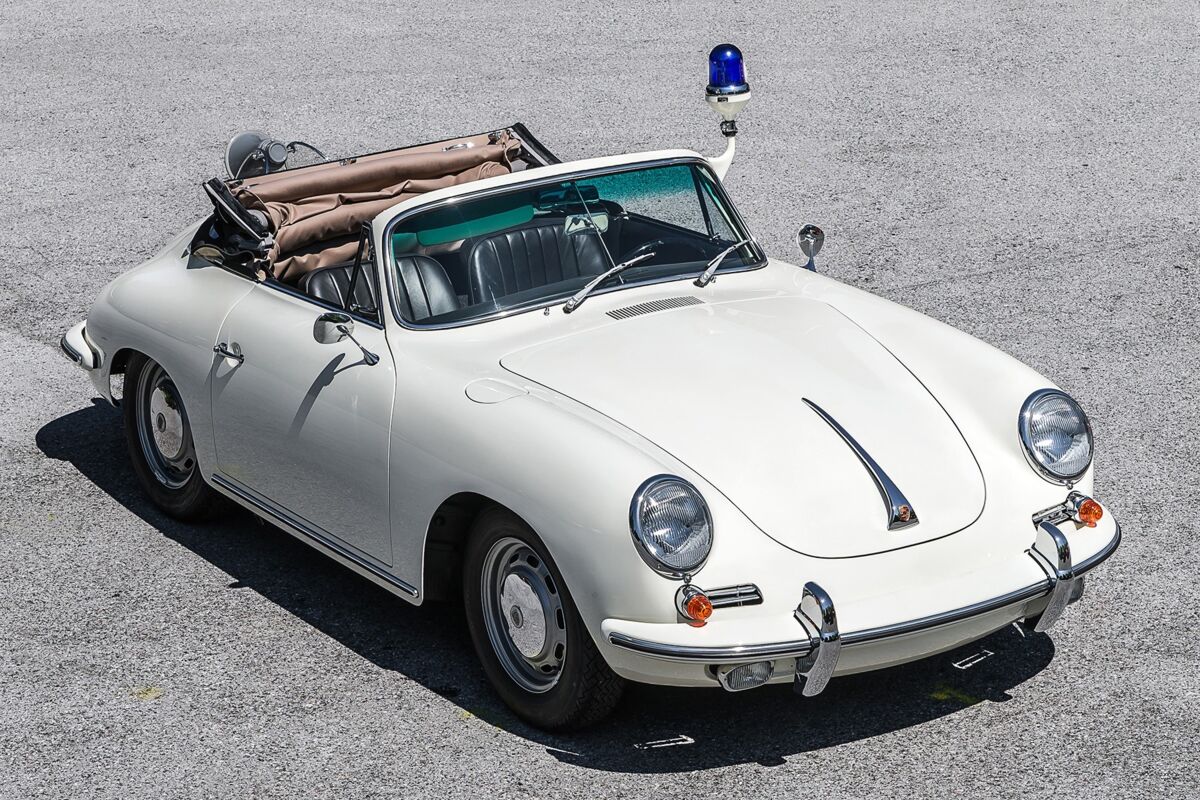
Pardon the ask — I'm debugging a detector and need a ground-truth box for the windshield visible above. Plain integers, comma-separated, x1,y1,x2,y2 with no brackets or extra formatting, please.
387,161,763,326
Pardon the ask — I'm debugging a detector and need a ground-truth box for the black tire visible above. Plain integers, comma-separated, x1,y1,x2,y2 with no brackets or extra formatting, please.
463,506,625,730
122,353,223,521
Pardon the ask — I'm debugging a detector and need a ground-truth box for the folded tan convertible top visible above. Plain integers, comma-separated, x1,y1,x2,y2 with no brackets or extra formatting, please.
229,131,525,282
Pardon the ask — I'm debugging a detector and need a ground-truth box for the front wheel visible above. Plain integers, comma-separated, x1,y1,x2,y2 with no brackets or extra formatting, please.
123,353,222,520
463,507,624,730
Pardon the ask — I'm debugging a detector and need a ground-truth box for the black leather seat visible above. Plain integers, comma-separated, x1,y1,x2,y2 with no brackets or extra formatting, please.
300,255,461,323
464,220,608,304
299,264,377,312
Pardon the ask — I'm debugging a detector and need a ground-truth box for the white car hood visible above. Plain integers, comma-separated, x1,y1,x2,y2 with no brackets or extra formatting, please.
501,295,985,558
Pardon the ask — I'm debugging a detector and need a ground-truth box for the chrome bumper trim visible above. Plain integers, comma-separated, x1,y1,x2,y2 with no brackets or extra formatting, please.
793,582,840,696
1074,522,1122,574
607,633,815,664
607,523,1121,664
1029,521,1075,631
60,334,83,365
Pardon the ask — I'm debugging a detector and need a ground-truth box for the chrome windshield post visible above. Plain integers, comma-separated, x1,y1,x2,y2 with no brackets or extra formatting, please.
793,581,841,696
1029,521,1075,632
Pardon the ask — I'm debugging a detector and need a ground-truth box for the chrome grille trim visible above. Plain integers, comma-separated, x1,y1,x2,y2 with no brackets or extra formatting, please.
708,584,763,608
607,296,704,320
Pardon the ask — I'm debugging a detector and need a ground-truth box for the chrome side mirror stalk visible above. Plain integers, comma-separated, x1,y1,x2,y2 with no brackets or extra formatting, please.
313,312,379,366
796,224,824,271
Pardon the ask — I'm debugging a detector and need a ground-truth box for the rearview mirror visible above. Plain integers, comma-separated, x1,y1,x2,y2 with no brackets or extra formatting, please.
314,312,352,345
535,184,600,209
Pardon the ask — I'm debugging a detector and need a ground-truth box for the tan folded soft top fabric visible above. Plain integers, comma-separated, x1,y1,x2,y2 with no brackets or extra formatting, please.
232,133,521,283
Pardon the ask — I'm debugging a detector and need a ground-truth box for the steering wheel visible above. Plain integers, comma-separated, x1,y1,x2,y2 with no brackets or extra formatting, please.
617,236,710,265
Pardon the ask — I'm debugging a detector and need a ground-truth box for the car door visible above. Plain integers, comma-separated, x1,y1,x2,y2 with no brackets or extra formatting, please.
209,282,395,565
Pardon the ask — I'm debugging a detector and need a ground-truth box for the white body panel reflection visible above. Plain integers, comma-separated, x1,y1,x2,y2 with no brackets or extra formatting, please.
211,285,395,564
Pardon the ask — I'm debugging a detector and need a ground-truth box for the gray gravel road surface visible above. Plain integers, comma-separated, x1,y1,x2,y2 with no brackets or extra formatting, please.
2,1,1198,797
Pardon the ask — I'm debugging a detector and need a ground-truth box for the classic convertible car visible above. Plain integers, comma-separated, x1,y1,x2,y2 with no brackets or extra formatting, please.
62,47,1119,729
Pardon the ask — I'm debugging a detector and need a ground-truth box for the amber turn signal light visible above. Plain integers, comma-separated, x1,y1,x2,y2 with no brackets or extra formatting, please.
677,585,714,626
686,592,713,623
1076,498,1103,528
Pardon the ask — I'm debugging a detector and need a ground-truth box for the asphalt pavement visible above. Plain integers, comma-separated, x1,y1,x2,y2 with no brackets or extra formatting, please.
1,1,1197,797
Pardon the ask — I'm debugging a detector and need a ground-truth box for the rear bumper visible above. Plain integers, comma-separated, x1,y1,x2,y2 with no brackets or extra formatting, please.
603,519,1120,689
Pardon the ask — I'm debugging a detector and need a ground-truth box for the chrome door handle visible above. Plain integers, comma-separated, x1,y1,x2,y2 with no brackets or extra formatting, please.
213,343,244,364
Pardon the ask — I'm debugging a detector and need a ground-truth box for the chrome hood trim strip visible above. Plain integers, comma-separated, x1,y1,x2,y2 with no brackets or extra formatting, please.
802,398,919,531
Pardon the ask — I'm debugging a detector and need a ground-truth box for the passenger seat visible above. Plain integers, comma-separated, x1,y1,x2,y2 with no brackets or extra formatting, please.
463,220,608,305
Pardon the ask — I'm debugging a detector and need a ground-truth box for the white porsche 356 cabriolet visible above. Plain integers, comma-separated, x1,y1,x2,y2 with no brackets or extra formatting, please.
62,47,1119,730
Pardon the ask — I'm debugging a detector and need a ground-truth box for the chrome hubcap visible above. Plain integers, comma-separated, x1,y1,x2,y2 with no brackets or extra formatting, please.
481,537,567,693
135,361,195,489
149,388,185,461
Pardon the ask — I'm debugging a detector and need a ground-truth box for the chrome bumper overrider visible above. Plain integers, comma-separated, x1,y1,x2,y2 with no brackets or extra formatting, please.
607,521,1122,694
60,322,99,371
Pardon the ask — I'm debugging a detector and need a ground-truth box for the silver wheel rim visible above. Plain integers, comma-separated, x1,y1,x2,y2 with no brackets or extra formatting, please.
134,360,195,490
481,537,567,693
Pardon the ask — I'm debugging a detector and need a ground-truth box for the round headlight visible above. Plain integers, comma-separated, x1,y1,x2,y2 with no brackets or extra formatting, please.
1018,389,1093,483
630,476,713,576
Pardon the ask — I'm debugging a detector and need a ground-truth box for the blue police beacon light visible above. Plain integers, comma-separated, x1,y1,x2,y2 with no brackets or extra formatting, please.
704,44,750,179
708,44,749,96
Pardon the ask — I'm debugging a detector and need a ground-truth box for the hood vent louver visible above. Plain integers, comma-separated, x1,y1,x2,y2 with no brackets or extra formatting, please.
607,296,704,320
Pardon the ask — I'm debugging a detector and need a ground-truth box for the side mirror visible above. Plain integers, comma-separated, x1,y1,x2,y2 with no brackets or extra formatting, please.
313,311,380,366
314,311,352,344
796,224,824,271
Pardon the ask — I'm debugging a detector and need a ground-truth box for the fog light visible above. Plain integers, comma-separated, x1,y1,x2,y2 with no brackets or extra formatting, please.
677,585,713,625
1075,497,1103,528
717,661,774,692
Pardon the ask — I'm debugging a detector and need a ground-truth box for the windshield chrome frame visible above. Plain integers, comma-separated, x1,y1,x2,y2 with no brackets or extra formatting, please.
381,156,767,331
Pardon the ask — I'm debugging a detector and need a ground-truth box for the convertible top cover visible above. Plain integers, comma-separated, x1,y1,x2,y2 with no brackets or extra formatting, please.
226,130,534,282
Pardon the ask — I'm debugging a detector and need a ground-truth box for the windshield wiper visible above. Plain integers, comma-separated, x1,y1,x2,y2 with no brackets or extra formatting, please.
563,252,657,313
694,238,753,287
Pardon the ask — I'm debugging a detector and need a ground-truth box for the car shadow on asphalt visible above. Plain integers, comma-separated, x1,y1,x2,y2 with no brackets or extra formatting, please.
38,400,1057,773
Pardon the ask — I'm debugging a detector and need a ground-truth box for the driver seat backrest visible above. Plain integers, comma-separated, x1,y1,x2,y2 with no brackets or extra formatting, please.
300,255,461,323
464,220,609,305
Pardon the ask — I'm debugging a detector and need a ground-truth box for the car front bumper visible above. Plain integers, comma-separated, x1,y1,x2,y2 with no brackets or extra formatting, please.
601,518,1121,692
60,321,99,370
61,320,113,401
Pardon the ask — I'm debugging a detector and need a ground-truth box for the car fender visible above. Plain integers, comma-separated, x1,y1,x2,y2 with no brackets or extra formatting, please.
386,363,788,630
84,220,254,476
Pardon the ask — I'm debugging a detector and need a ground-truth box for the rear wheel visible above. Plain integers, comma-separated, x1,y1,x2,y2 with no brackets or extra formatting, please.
463,507,624,730
123,353,222,520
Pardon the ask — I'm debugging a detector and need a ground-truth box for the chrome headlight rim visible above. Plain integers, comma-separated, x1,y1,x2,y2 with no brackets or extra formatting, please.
629,474,714,579
1018,388,1094,485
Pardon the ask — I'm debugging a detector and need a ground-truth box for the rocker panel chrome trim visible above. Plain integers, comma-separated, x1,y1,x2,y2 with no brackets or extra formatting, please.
210,473,419,598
